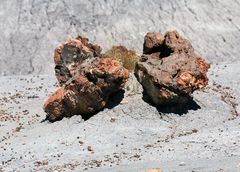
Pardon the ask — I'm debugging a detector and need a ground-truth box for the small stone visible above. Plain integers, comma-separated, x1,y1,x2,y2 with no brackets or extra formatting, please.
79,141,84,145
87,146,94,152
144,144,154,149
179,162,186,166
110,118,116,122
34,160,48,167
192,128,198,133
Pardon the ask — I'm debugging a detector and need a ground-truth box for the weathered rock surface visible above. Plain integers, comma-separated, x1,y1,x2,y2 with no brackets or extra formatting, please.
53,36,102,86
43,36,129,121
135,31,210,105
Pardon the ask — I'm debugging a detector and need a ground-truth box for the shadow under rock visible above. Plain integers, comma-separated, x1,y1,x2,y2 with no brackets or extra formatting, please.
106,89,125,109
142,90,201,116
81,89,125,121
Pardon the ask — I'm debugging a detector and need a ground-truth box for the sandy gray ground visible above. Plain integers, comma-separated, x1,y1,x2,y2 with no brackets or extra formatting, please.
0,63,240,171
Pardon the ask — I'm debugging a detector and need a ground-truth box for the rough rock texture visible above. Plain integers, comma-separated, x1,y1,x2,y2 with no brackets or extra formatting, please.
135,31,210,105
0,0,239,76
43,36,129,121
53,36,102,86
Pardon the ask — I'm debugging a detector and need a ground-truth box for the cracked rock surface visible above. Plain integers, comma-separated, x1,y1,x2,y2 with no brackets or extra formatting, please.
135,31,210,105
44,36,129,121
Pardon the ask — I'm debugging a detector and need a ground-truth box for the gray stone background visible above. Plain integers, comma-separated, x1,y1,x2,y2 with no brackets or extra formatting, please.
0,0,239,76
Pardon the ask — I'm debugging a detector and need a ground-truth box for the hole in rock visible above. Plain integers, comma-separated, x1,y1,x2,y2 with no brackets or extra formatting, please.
160,45,174,58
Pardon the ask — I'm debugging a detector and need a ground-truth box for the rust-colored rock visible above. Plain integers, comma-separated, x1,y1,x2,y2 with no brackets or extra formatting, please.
135,31,210,105
53,35,102,86
44,36,129,121
143,32,165,54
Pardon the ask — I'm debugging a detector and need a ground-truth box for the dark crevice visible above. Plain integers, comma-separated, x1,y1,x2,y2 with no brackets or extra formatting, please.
85,72,98,84
143,45,173,58
106,89,125,109
160,45,174,58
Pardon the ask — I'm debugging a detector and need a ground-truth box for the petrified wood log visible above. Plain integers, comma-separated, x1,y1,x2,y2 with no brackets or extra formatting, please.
43,36,129,121
135,31,210,105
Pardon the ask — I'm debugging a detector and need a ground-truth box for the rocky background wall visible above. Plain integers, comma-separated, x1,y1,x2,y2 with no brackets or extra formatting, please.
0,0,239,76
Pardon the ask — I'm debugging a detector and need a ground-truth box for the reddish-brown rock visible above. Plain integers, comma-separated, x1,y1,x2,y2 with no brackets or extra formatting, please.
44,36,129,121
53,36,102,86
135,31,210,105
143,32,165,54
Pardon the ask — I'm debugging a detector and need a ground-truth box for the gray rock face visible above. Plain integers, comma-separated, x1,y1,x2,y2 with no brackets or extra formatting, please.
0,0,240,76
